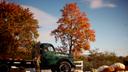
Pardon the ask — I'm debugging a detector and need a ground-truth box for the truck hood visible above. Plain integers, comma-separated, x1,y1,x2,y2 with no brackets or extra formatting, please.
55,52,69,57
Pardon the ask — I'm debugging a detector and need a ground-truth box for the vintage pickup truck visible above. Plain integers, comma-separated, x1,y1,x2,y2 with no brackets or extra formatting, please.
0,43,75,72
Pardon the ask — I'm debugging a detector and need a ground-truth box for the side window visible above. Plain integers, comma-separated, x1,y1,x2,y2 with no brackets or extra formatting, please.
48,46,54,51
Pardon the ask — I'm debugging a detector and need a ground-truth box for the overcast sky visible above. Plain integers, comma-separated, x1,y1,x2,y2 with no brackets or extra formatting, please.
11,0,128,56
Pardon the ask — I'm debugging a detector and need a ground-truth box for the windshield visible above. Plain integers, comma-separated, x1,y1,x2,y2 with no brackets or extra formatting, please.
40,43,55,52
47,46,54,51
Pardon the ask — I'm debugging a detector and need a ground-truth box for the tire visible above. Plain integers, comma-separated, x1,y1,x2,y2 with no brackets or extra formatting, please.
57,61,71,72
51,68,56,72
0,64,9,72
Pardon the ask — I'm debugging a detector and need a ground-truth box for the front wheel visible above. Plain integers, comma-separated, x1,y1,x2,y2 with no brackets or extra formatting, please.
57,61,71,72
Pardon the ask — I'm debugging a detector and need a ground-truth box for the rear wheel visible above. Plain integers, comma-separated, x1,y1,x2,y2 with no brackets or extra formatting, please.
0,64,9,72
57,61,71,72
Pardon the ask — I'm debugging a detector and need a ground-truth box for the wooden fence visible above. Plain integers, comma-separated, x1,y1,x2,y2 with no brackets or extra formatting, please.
74,61,83,72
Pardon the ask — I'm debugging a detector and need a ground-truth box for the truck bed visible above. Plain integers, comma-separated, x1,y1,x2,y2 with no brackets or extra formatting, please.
0,59,35,68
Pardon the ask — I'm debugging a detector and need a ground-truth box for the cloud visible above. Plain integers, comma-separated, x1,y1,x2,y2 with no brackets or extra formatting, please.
22,5,58,43
82,0,116,9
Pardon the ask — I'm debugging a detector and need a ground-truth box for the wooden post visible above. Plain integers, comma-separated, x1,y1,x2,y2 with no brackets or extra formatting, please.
35,55,41,72
32,42,41,72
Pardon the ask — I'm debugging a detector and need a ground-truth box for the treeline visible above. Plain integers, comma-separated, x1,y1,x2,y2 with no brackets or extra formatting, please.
77,49,128,71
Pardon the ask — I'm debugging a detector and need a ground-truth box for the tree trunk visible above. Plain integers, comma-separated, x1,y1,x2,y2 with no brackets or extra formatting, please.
69,36,73,54
35,55,41,72
32,42,41,72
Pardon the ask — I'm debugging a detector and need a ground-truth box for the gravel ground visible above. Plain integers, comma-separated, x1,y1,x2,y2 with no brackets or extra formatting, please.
26,68,51,72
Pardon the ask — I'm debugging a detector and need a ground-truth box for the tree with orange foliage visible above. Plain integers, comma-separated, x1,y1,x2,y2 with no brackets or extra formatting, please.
51,3,95,59
0,1,39,57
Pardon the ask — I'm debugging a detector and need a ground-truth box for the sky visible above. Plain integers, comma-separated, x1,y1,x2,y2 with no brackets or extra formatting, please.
10,0,128,56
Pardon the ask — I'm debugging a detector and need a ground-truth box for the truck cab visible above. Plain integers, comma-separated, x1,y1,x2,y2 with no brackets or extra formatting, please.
40,43,75,72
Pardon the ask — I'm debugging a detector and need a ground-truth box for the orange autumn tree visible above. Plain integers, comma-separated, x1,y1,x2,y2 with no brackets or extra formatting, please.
0,1,39,58
52,3,95,58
